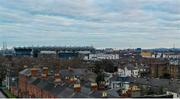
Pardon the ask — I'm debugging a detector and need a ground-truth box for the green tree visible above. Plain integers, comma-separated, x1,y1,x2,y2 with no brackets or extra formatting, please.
103,60,114,73
96,73,105,85
94,60,115,73
94,61,103,74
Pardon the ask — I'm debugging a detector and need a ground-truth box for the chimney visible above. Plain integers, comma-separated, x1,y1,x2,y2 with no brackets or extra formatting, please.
91,83,98,92
41,73,47,79
43,67,48,76
98,81,106,90
69,76,78,83
54,73,61,83
23,65,28,68
102,91,108,97
68,66,73,71
31,68,38,77
74,84,81,93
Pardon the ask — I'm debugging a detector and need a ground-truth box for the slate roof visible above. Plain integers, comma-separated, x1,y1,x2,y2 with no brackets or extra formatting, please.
32,79,72,98
110,75,133,83
89,90,119,98
107,89,120,97
89,91,102,98
166,80,180,94
132,77,180,95
149,79,170,87
19,68,31,76
42,82,54,91
72,92,89,98
31,78,41,85
126,64,137,70
60,69,88,77
132,78,148,85
19,68,42,76
36,79,49,89
81,86,91,95
20,68,119,98
56,87,74,98
27,77,38,84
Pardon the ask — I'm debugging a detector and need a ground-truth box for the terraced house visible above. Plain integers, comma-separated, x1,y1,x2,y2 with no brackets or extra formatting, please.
18,67,120,98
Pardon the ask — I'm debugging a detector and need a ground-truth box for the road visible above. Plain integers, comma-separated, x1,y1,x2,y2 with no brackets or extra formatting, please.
0,90,6,98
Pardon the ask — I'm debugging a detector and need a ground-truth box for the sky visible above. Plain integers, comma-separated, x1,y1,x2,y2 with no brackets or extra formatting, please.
0,0,180,49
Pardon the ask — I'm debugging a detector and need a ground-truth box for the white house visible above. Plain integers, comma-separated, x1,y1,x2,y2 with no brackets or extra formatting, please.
109,76,132,94
84,53,119,61
166,83,180,98
117,65,139,78
152,53,164,58
163,53,180,59
117,67,131,77
132,69,139,78
169,59,180,65
108,65,140,94
166,91,180,98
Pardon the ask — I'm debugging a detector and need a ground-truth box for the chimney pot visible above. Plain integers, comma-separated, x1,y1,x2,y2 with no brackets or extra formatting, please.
43,67,48,76
102,91,108,97
74,84,81,93
91,83,98,91
31,68,38,77
41,73,47,79
54,73,61,83
24,65,28,68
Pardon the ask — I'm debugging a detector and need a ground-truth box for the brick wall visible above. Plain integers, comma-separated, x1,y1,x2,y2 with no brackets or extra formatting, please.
18,74,28,97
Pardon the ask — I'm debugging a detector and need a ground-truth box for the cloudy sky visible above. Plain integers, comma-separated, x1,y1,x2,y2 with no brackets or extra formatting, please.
0,0,180,48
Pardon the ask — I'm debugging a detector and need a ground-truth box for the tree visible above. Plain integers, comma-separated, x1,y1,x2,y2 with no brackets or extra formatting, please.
96,72,105,85
93,60,115,74
0,64,7,86
158,86,164,94
94,61,103,74
161,73,171,79
102,60,115,73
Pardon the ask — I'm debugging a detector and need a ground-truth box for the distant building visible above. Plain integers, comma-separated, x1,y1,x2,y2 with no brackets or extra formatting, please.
135,48,142,53
169,59,180,65
14,48,32,57
141,51,152,58
117,65,139,78
38,51,57,58
108,65,140,95
84,53,119,61
163,52,180,59
109,75,133,94
149,62,170,78
169,64,180,79
104,48,114,53
58,51,79,59
0,49,14,56
14,46,95,58
117,67,132,77
4,62,19,96
152,53,164,58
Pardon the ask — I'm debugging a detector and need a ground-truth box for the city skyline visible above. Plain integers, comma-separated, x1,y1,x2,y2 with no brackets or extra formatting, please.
0,0,180,48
